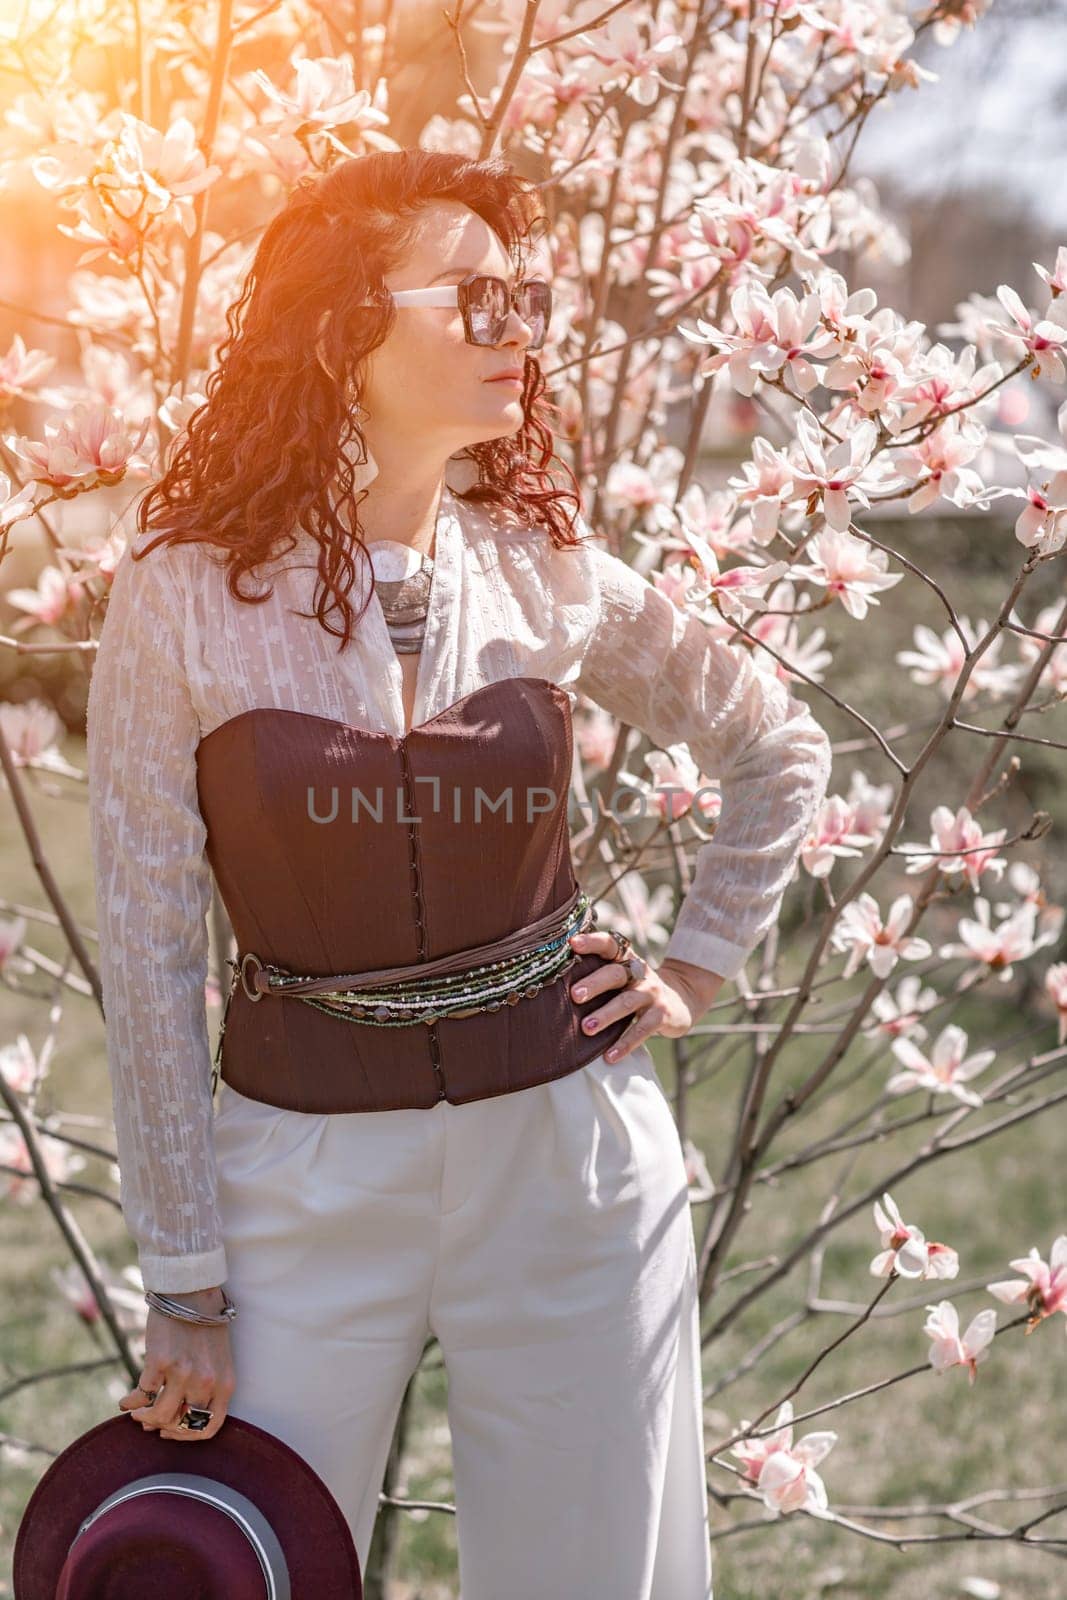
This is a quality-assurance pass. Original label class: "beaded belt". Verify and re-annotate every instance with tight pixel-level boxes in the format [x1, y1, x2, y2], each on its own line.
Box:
[212, 888, 597, 1087]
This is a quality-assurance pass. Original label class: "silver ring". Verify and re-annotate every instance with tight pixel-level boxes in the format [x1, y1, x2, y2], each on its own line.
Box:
[178, 1405, 214, 1431]
[623, 953, 647, 984]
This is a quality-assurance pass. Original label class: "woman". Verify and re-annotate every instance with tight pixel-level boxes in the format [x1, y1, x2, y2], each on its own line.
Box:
[86, 149, 832, 1598]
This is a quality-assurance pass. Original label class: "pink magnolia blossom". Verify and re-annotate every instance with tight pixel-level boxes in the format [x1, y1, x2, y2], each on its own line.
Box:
[521, 82, 613, 163]
[67, 344, 156, 420]
[99, 113, 222, 217]
[0, 470, 37, 531]
[820, 307, 925, 414]
[992, 284, 1067, 383]
[6, 83, 109, 157]
[5, 564, 85, 628]
[0, 1122, 83, 1203]
[830, 892, 932, 980]
[1034, 245, 1067, 296]
[674, 483, 751, 559]
[941, 290, 1013, 363]
[845, 770, 894, 839]
[576, 704, 633, 771]
[652, 555, 704, 611]
[158, 387, 208, 436]
[727, 436, 796, 544]
[993, 862, 1064, 946]
[640, 747, 706, 822]
[730, 1400, 837, 1517]
[747, 581, 833, 685]
[36, 112, 223, 258]
[895, 617, 1022, 702]
[1015, 599, 1067, 696]
[791, 411, 882, 532]
[895, 341, 1003, 432]
[1009, 397, 1067, 554]
[685, 281, 824, 397]
[616, 744, 720, 828]
[923, 0, 994, 47]
[646, 253, 726, 321]
[939, 897, 1043, 983]
[861, 974, 938, 1042]
[253, 56, 392, 138]
[8, 399, 152, 494]
[895, 416, 989, 513]
[1012, 475, 1067, 557]
[1043, 963, 1067, 1044]
[689, 160, 812, 285]
[241, 124, 317, 187]
[572, 13, 685, 107]
[923, 1300, 997, 1385]
[790, 525, 902, 619]
[887, 1024, 995, 1108]
[674, 528, 789, 621]
[49, 1261, 148, 1333]
[804, 269, 878, 345]
[0, 1033, 41, 1095]
[899, 804, 1007, 891]
[592, 870, 675, 952]
[800, 794, 870, 877]
[148, 238, 250, 373]
[987, 1234, 1067, 1334]
[646, 745, 723, 819]
[870, 1191, 959, 1280]
[66, 264, 145, 334]
[841, 8, 925, 80]
[72, 523, 128, 588]
[604, 446, 684, 529]
[0, 699, 65, 764]
[0, 333, 56, 401]
[1011, 414, 1067, 553]
[50, 1261, 105, 1325]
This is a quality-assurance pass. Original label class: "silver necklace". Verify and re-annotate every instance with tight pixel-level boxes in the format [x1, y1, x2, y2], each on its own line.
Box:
[367, 539, 434, 655]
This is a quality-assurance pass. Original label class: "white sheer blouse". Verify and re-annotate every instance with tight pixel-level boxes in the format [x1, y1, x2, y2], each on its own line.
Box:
[85, 483, 832, 1293]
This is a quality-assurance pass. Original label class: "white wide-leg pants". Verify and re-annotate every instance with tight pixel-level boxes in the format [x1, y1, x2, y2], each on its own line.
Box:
[214, 1042, 713, 1600]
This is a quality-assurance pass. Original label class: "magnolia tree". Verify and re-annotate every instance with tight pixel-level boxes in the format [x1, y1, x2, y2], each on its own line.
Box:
[1, 0, 1066, 1588]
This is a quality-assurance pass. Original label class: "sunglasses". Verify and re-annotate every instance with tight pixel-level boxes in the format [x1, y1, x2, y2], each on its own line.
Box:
[363, 272, 552, 350]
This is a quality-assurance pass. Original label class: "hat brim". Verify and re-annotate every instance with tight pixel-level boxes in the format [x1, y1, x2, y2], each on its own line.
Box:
[13, 1411, 362, 1600]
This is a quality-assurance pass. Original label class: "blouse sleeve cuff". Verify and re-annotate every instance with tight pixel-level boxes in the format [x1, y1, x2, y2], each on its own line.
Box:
[662, 924, 751, 983]
[139, 1244, 230, 1296]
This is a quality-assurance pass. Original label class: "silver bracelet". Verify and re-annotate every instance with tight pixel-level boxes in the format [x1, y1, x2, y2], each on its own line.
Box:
[144, 1288, 238, 1327]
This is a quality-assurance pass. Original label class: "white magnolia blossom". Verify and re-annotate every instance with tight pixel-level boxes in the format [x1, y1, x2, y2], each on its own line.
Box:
[887, 1024, 996, 1109]
[830, 892, 932, 979]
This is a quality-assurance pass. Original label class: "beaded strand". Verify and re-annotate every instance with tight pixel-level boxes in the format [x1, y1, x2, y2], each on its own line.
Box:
[273, 893, 593, 1027]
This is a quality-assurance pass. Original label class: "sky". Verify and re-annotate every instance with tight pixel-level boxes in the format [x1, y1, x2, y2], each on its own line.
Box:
[853, 2, 1067, 232]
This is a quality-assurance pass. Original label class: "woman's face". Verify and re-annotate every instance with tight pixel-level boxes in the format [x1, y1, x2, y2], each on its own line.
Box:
[357, 200, 550, 468]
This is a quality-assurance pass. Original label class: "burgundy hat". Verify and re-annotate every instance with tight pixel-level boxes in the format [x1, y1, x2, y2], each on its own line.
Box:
[13, 1411, 362, 1599]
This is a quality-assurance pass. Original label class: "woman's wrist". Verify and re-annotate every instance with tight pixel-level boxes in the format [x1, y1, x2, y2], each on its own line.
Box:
[658, 958, 725, 1019]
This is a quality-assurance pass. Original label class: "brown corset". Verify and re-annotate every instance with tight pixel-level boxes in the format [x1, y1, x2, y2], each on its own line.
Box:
[194, 675, 632, 1112]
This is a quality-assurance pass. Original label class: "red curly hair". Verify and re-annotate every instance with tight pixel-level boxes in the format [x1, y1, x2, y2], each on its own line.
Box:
[135, 149, 588, 649]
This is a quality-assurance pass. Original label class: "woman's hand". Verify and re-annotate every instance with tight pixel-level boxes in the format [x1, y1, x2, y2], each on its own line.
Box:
[118, 1286, 236, 1443]
[568, 931, 725, 1062]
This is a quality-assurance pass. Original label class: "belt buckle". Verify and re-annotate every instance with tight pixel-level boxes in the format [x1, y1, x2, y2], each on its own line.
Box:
[240, 951, 265, 1002]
